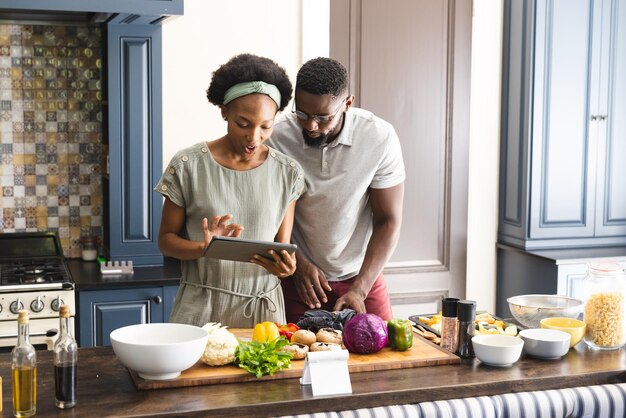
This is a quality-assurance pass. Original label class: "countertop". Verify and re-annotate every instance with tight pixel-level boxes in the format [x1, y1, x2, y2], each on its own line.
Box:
[0, 343, 624, 417]
[497, 243, 626, 264]
[67, 257, 181, 291]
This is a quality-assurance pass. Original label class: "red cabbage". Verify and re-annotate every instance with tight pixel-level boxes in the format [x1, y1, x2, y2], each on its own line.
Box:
[342, 313, 389, 354]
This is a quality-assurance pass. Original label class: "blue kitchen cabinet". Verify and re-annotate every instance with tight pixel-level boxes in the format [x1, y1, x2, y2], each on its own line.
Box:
[105, 23, 165, 266]
[78, 285, 178, 347]
[499, 0, 626, 250]
[497, 0, 626, 315]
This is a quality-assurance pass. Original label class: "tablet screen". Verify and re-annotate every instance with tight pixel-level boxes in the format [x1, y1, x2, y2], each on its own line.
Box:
[203, 236, 297, 263]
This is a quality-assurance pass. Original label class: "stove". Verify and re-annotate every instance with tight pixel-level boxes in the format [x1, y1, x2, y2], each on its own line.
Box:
[0, 232, 76, 350]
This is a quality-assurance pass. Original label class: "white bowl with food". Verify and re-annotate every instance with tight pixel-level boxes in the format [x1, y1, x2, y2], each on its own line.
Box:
[472, 334, 524, 367]
[507, 294, 584, 328]
[518, 328, 571, 359]
[110, 323, 209, 380]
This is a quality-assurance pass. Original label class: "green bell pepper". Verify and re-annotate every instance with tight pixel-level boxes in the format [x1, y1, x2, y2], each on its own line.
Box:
[387, 318, 413, 351]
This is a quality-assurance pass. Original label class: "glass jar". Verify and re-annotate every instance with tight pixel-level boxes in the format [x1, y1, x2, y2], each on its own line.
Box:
[583, 262, 626, 350]
[440, 297, 459, 352]
[80, 236, 99, 261]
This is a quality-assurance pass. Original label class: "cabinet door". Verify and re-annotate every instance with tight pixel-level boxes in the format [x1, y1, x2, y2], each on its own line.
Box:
[557, 264, 588, 301]
[595, 0, 626, 237]
[163, 285, 178, 322]
[528, 0, 597, 240]
[106, 23, 163, 266]
[331, 0, 472, 304]
[78, 287, 164, 347]
[558, 260, 626, 301]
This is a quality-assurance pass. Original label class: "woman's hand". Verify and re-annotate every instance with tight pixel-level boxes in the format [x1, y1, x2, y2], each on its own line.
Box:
[202, 214, 244, 249]
[251, 249, 296, 278]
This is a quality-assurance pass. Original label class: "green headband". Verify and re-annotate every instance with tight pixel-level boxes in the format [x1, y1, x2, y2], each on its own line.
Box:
[223, 81, 282, 107]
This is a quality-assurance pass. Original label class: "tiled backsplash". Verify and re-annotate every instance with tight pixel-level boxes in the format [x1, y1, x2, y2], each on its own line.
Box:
[0, 23, 104, 258]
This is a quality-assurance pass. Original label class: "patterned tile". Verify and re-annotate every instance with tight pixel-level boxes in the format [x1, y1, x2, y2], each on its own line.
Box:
[0, 23, 103, 257]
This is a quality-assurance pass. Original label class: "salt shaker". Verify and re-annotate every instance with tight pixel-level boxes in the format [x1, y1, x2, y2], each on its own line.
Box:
[456, 299, 476, 359]
[440, 297, 459, 352]
[80, 236, 99, 261]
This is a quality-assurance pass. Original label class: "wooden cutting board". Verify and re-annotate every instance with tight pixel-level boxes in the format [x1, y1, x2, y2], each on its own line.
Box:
[129, 328, 459, 390]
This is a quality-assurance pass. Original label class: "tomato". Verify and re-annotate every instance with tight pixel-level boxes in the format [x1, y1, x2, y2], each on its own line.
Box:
[274, 322, 299, 340]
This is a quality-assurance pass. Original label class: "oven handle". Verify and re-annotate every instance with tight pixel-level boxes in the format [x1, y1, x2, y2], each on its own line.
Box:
[0, 329, 58, 339]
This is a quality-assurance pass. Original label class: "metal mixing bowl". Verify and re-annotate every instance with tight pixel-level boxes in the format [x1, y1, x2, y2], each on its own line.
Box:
[507, 294, 584, 328]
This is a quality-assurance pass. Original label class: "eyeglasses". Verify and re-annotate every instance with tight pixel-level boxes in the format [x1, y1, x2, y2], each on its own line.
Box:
[292, 98, 347, 124]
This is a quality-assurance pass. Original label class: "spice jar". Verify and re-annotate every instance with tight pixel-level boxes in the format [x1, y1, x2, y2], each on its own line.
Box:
[440, 297, 459, 352]
[583, 262, 626, 350]
[80, 236, 99, 261]
[456, 299, 476, 359]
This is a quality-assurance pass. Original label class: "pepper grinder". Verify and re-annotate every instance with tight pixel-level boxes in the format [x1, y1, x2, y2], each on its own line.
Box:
[456, 299, 476, 359]
[440, 297, 459, 352]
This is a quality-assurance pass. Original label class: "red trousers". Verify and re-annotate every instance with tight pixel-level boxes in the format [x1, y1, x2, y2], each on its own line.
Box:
[280, 273, 393, 323]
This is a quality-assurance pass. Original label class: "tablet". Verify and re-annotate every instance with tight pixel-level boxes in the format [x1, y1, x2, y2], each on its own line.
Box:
[203, 236, 297, 263]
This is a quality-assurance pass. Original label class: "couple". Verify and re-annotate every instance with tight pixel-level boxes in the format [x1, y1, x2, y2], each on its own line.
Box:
[155, 54, 405, 328]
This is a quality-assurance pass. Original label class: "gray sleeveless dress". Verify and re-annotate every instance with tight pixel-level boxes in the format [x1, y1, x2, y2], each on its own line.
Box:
[155, 141, 306, 328]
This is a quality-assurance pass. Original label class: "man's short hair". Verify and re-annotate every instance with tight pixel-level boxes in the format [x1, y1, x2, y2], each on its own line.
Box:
[296, 57, 348, 97]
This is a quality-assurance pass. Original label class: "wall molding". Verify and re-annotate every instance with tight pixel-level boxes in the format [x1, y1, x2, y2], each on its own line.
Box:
[389, 289, 449, 308]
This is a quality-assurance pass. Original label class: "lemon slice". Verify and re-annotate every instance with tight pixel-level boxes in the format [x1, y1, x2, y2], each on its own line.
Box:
[504, 325, 518, 336]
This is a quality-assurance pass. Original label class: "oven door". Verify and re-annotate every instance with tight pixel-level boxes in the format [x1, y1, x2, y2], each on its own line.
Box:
[0, 317, 74, 352]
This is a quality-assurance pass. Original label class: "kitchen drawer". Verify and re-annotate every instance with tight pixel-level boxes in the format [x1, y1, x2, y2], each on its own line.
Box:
[77, 285, 178, 347]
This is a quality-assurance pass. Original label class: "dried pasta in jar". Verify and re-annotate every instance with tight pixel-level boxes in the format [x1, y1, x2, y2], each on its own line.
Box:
[584, 292, 625, 348]
[583, 263, 626, 350]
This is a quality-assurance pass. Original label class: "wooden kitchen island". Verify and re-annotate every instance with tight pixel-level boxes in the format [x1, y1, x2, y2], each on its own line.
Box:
[1, 343, 625, 417]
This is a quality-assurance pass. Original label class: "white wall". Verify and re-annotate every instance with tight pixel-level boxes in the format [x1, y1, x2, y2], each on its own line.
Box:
[466, 0, 504, 312]
[162, 0, 328, 165]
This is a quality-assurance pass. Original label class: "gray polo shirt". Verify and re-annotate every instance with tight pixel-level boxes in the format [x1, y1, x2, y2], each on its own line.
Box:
[268, 108, 405, 281]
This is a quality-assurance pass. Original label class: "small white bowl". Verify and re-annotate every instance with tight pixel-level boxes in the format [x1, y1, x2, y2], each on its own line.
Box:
[472, 334, 524, 367]
[518, 328, 571, 359]
[111, 323, 209, 380]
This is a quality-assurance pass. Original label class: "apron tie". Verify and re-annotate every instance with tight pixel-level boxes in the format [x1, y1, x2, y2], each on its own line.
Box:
[179, 279, 280, 318]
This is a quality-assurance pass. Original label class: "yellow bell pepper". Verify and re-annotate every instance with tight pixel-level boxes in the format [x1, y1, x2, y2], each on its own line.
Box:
[252, 321, 280, 342]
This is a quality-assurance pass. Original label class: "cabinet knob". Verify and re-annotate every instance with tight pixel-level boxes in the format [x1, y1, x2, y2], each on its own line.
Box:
[153, 296, 162, 304]
[599, 115, 608, 121]
[591, 115, 599, 121]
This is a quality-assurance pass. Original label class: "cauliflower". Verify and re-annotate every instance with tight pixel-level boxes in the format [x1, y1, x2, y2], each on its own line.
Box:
[201, 322, 239, 366]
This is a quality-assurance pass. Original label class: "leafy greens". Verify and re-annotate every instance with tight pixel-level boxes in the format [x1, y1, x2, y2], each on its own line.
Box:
[234, 335, 293, 378]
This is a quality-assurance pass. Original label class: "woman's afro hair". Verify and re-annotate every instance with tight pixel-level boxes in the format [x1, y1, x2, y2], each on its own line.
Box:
[296, 57, 348, 97]
[206, 53, 292, 111]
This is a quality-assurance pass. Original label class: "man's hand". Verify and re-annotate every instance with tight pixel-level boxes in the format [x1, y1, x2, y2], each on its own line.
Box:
[333, 288, 367, 313]
[293, 259, 332, 309]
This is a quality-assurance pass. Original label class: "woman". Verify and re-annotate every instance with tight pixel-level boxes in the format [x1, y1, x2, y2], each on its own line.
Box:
[155, 54, 305, 328]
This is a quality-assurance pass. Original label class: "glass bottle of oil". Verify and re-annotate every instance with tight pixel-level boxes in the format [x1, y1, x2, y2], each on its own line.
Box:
[53, 305, 77, 408]
[11, 310, 36, 417]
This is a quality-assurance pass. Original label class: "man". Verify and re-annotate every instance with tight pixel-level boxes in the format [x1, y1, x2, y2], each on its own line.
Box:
[269, 57, 405, 322]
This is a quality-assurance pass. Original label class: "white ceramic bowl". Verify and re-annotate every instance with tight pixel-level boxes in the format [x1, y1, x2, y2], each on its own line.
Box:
[518, 328, 571, 359]
[507, 294, 584, 328]
[110, 323, 209, 380]
[472, 334, 524, 367]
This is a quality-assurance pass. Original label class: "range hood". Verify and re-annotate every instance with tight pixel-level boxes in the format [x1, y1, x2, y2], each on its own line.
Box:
[0, 0, 183, 24]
